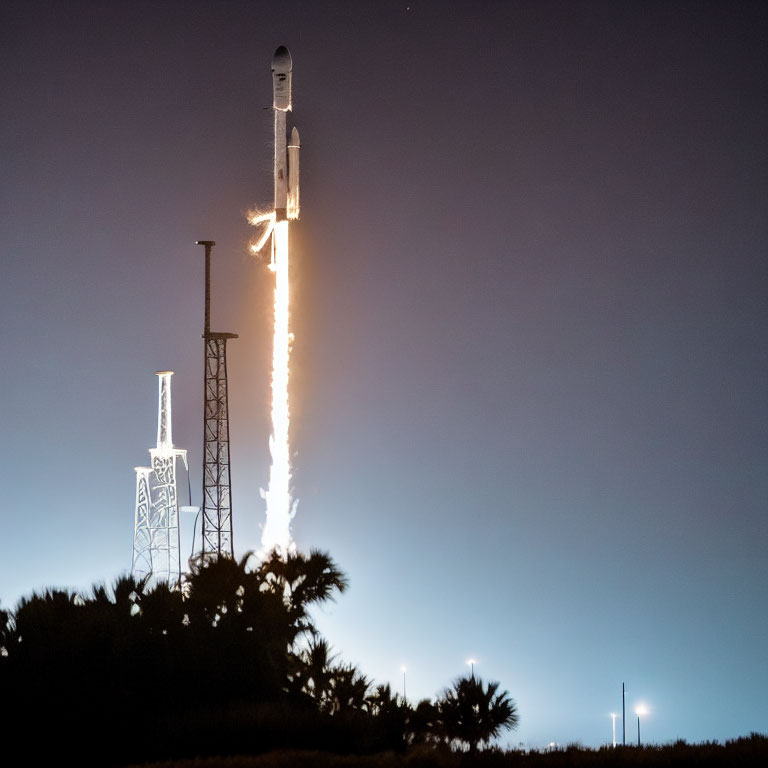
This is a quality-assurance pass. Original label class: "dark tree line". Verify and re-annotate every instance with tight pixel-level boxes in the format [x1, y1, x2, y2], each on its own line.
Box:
[0, 550, 517, 766]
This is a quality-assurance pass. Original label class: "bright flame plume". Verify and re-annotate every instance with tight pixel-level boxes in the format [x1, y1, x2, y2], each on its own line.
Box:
[250, 215, 296, 557]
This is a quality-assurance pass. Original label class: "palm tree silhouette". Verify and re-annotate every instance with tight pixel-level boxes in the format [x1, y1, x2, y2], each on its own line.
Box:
[0, 604, 10, 656]
[257, 547, 349, 644]
[437, 674, 519, 754]
[327, 662, 371, 714]
[295, 636, 337, 709]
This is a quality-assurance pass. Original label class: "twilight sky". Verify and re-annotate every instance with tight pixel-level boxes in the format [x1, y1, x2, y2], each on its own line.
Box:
[1, 0, 766, 750]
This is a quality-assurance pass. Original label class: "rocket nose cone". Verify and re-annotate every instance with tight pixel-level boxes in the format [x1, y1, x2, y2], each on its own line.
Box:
[272, 46, 292, 74]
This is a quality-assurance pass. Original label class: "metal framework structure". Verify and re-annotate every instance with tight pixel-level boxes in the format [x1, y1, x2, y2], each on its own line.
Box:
[132, 371, 188, 585]
[131, 468, 152, 577]
[197, 240, 237, 559]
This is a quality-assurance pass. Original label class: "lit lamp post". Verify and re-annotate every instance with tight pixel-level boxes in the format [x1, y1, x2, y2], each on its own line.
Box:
[611, 713, 617, 748]
[635, 705, 647, 747]
[466, 658, 477, 678]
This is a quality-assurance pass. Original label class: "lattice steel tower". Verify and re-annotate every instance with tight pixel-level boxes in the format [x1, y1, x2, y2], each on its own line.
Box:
[132, 371, 188, 585]
[197, 240, 237, 558]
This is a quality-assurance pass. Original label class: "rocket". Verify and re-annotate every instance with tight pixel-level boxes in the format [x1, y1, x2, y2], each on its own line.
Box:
[261, 46, 299, 557]
[272, 46, 300, 222]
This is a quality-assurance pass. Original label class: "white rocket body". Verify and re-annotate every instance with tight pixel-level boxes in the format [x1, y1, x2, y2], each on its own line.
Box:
[272, 46, 299, 222]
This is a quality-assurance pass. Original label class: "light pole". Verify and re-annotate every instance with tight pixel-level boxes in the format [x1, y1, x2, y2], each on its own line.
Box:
[466, 658, 477, 678]
[635, 705, 647, 747]
[611, 713, 617, 748]
[401, 666, 407, 705]
[622, 683, 626, 746]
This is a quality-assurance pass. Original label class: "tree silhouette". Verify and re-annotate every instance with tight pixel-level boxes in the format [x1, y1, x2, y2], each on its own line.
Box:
[327, 662, 372, 714]
[0, 552, 528, 764]
[437, 674, 519, 754]
[293, 636, 337, 709]
[0, 603, 11, 655]
[0, 549, 354, 764]
[368, 683, 412, 752]
[257, 548, 349, 644]
[409, 697, 441, 747]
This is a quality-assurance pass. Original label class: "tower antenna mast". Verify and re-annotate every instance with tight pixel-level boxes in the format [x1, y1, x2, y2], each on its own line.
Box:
[196, 240, 237, 560]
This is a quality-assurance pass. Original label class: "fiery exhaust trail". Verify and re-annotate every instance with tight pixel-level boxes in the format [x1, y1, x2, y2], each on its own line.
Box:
[261, 220, 295, 556]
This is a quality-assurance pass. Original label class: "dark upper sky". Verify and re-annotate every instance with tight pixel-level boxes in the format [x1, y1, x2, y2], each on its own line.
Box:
[1, 0, 766, 748]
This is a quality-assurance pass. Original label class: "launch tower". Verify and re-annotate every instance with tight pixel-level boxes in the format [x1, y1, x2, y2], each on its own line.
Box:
[197, 240, 237, 559]
[132, 371, 188, 585]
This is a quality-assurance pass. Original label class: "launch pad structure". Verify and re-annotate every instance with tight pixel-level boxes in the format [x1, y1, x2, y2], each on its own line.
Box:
[197, 240, 237, 559]
[132, 46, 300, 575]
[132, 371, 188, 586]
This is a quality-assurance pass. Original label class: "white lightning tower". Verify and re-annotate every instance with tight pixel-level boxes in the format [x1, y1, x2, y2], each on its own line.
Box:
[250, 46, 301, 558]
[132, 371, 188, 585]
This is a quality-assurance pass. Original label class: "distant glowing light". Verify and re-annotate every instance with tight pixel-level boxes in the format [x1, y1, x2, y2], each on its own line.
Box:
[635, 704, 649, 747]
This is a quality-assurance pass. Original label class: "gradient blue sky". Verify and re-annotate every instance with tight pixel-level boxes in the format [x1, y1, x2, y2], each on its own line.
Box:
[1, 0, 766, 750]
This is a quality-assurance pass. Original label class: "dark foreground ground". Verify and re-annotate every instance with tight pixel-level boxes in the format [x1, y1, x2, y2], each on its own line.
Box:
[129, 734, 768, 768]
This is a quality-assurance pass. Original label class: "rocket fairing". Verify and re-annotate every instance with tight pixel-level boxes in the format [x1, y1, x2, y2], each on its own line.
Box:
[271, 46, 292, 111]
[272, 46, 300, 221]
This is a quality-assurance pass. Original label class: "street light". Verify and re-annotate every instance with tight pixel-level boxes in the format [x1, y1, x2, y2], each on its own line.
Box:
[466, 658, 477, 678]
[401, 666, 407, 705]
[611, 713, 617, 748]
[635, 705, 648, 747]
